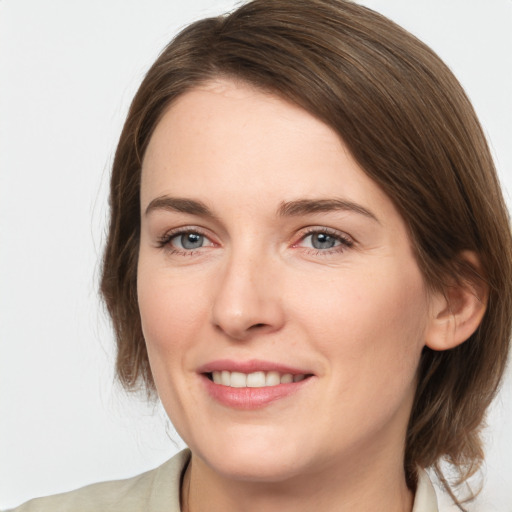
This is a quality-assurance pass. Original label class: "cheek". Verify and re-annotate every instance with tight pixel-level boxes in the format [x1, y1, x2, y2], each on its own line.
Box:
[136, 262, 210, 424]
[293, 262, 429, 384]
[137, 262, 206, 362]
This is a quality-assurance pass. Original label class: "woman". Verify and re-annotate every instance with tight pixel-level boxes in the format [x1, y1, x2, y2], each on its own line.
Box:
[7, 0, 512, 511]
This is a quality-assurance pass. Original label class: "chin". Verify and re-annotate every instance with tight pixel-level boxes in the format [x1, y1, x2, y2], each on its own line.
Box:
[190, 428, 313, 483]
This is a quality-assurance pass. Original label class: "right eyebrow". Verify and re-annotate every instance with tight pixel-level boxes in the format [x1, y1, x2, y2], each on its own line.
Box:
[144, 196, 217, 219]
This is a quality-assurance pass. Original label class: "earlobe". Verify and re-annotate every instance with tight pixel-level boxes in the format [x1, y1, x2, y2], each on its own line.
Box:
[425, 252, 488, 351]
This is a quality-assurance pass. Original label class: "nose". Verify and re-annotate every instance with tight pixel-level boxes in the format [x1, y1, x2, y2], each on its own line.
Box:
[211, 250, 285, 341]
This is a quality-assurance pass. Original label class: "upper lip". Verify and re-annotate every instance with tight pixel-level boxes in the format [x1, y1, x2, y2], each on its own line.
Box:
[197, 359, 312, 375]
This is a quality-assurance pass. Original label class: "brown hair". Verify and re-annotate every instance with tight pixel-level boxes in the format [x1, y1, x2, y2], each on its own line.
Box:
[100, 0, 512, 506]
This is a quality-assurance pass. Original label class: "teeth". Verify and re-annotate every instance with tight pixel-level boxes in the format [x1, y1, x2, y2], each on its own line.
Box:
[247, 371, 266, 387]
[210, 370, 307, 388]
[280, 373, 293, 384]
[230, 371, 247, 388]
[266, 371, 280, 386]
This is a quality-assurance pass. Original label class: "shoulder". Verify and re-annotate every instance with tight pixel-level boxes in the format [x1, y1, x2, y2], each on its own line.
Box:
[7, 449, 190, 512]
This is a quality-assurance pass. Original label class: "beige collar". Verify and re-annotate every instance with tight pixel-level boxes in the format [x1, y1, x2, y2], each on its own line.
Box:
[412, 469, 439, 512]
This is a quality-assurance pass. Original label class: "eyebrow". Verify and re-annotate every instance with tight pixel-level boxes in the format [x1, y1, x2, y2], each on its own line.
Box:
[145, 196, 379, 223]
[145, 196, 216, 218]
[277, 198, 379, 223]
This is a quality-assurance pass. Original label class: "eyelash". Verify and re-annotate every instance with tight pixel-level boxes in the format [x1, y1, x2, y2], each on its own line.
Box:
[156, 226, 354, 256]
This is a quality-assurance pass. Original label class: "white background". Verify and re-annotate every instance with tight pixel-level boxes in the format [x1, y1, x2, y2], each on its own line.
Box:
[0, 0, 511, 510]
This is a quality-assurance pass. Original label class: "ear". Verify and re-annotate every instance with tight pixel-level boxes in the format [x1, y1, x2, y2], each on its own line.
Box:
[425, 252, 488, 351]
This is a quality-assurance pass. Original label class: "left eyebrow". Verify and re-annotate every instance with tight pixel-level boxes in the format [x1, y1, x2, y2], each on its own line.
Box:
[277, 198, 380, 223]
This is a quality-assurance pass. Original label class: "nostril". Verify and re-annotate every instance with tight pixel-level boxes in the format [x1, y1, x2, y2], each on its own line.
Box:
[250, 323, 267, 330]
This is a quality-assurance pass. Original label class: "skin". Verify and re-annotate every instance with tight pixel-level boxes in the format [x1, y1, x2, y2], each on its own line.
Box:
[137, 79, 480, 511]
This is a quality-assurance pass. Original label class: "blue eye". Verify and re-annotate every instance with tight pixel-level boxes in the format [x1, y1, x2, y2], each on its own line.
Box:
[297, 229, 353, 252]
[172, 232, 206, 250]
[307, 232, 340, 250]
[157, 227, 217, 255]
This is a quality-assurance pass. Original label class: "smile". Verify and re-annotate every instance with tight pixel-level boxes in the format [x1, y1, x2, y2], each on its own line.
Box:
[208, 370, 307, 388]
[198, 360, 315, 408]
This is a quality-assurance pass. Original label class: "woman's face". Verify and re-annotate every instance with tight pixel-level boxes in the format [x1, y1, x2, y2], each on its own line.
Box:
[138, 79, 434, 482]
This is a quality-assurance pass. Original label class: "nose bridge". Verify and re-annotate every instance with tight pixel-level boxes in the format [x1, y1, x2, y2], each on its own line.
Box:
[211, 239, 284, 340]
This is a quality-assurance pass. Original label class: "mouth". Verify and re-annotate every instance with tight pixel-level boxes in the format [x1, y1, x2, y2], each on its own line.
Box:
[198, 361, 315, 409]
[204, 370, 312, 388]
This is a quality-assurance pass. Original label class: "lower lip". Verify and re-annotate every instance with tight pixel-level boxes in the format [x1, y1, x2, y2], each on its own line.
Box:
[201, 374, 312, 409]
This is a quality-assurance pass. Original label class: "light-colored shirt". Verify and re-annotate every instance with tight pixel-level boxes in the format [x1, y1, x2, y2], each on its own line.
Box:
[8, 449, 438, 511]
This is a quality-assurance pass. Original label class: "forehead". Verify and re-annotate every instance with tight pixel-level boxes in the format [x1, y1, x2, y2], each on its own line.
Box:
[142, 78, 347, 177]
[140, 78, 396, 222]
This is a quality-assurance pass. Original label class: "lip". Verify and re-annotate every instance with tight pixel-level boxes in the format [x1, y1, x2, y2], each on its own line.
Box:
[197, 358, 310, 375]
[198, 359, 314, 410]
